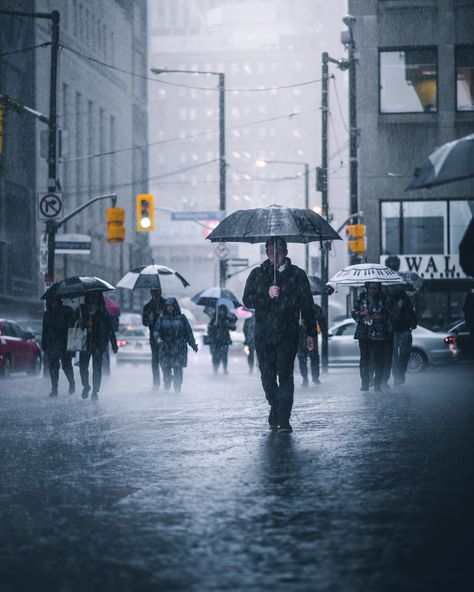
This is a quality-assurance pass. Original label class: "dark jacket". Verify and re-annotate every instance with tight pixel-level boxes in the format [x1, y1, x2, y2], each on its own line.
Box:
[243, 316, 256, 348]
[208, 311, 237, 348]
[42, 302, 75, 353]
[77, 304, 117, 353]
[243, 257, 316, 345]
[142, 296, 166, 337]
[298, 303, 325, 352]
[352, 291, 389, 341]
[388, 289, 417, 332]
[153, 297, 197, 368]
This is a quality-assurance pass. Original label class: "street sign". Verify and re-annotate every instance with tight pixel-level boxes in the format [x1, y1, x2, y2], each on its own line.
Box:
[55, 233, 91, 255]
[39, 232, 48, 273]
[215, 244, 229, 260]
[227, 258, 249, 267]
[171, 210, 226, 221]
[38, 192, 63, 221]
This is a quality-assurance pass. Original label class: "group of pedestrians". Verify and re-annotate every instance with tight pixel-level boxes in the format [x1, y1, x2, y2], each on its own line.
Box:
[352, 282, 417, 392]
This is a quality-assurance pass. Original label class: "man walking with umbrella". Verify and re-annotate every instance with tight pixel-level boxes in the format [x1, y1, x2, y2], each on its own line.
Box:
[243, 237, 315, 433]
[142, 288, 166, 388]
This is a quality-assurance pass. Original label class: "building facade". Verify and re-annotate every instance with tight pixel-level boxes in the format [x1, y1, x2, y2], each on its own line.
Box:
[350, 0, 474, 328]
[0, 0, 151, 316]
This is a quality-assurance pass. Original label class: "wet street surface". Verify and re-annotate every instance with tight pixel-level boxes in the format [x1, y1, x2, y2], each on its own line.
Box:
[1, 353, 473, 592]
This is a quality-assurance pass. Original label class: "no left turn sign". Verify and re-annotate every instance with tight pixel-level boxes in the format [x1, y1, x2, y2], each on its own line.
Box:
[38, 192, 63, 221]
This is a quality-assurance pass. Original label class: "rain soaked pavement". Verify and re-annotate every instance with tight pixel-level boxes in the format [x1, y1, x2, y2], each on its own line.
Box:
[0, 352, 473, 592]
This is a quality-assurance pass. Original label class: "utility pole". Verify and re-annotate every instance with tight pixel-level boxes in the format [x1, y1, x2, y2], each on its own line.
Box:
[218, 73, 227, 288]
[304, 162, 309, 275]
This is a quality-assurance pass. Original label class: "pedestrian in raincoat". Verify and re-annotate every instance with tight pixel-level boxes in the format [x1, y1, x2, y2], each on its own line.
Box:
[243, 315, 256, 373]
[352, 282, 390, 392]
[142, 288, 166, 388]
[207, 304, 237, 374]
[243, 237, 315, 433]
[76, 292, 118, 400]
[386, 287, 417, 386]
[297, 302, 325, 386]
[41, 295, 75, 397]
[153, 297, 198, 392]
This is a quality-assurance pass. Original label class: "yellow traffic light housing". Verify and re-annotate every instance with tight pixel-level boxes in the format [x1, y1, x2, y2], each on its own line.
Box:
[137, 194, 154, 232]
[346, 223, 366, 255]
[107, 207, 125, 243]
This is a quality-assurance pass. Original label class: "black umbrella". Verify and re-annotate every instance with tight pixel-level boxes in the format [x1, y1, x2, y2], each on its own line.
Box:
[459, 217, 474, 277]
[41, 276, 115, 299]
[406, 133, 474, 190]
[308, 276, 335, 296]
[206, 204, 342, 244]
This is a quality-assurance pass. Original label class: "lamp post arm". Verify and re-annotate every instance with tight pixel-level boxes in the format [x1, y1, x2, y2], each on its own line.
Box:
[336, 211, 364, 234]
[51, 193, 118, 231]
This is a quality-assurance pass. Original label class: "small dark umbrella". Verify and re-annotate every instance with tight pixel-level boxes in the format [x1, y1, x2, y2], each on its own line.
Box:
[308, 276, 335, 296]
[459, 217, 474, 277]
[406, 133, 474, 190]
[41, 276, 115, 299]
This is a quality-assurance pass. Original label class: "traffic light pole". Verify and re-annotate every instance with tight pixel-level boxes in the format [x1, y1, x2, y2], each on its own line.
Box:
[218, 73, 227, 288]
[320, 53, 330, 372]
[46, 193, 117, 282]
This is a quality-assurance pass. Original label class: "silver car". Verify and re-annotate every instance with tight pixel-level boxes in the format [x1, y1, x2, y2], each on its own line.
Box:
[328, 318, 455, 372]
[116, 326, 151, 364]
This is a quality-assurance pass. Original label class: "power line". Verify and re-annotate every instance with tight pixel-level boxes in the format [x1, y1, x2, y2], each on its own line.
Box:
[0, 42, 51, 58]
[60, 43, 323, 93]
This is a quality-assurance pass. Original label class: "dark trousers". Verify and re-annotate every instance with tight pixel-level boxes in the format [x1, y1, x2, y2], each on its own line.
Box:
[382, 333, 394, 385]
[48, 350, 74, 392]
[297, 340, 320, 382]
[247, 346, 255, 372]
[162, 365, 183, 392]
[79, 350, 104, 393]
[256, 335, 299, 424]
[212, 344, 229, 372]
[151, 342, 161, 385]
[359, 339, 385, 390]
[392, 331, 412, 383]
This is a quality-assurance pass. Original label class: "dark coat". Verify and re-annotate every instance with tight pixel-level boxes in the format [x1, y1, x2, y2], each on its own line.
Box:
[77, 304, 117, 353]
[153, 297, 197, 368]
[243, 257, 316, 345]
[208, 312, 237, 348]
[387, 289, 417, 332]
[243, 316, 256, 348]
[42, 302, 75, 353]
[142, 296, 166, 336]
[352, 291, 389, 341]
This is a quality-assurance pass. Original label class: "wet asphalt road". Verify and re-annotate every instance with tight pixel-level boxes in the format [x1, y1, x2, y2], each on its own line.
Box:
[0, 352, 473, 592]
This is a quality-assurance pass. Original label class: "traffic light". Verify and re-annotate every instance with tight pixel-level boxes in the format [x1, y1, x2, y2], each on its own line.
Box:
[107, 207, 125, 243]
[346, 223, 366, 255]
[136, 194, 154, 232]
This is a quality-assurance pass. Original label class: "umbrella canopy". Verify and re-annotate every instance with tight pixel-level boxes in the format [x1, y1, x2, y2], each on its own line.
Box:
[459, 217, 474, 277]
[406, 133, 474, 190]
[329, 264, 405, 287]
[103, 294, 121, 317]
[398, 271, 424, 293]
[191, 287, 242, 309]
[207, 204, 342, 244]
[41, 276, 115, 299]
[116, 264, 190, 290]
[308, 276, 335, 296]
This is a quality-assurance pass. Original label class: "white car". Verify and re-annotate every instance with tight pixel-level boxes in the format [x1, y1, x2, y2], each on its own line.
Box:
[115, 326, 151, 364]
[327, 318, 455, 372]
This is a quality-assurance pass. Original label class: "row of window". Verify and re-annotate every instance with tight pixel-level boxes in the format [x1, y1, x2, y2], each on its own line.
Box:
[381, 200, 474, 255]
[380, 45, 474, 113]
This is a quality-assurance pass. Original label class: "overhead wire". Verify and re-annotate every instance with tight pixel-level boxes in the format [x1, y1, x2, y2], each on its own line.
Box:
[0, 42, 51, 58]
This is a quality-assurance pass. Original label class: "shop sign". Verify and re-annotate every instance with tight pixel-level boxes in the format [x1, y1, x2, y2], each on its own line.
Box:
[379, 254, 468, 279]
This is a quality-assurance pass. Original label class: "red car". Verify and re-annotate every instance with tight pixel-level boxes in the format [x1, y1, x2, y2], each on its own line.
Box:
[0, 319, 42, 377]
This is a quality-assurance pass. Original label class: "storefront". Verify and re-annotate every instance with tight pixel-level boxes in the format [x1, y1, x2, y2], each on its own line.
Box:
[380, 198, 474, 330]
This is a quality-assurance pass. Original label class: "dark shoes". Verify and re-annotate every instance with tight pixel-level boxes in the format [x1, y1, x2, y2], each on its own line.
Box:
[374, 386, 382, 393]
[68, 382, 75, 395]
[49, 390, 58, 398]
[91, 391, 99, 400]
[268, 408, 279, 430]
[81, 386, 90, 399]
[360, 385, 369, 391]
[312, 377, 321, 385]
[278, 423, 293, 434]
[301, 379, 309, 387]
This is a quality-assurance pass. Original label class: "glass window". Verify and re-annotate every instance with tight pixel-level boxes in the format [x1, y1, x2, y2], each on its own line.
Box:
[456, 45, 474, 111]
[402, 201, 446, 254]
[449, 200, 474, 254]
[381, 201, 401, 255]
[380, 48, 437, 113]
[338, 323, 356, 336]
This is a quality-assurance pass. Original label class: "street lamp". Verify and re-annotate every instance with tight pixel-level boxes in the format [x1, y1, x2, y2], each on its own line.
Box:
[150, 67, 227, 287]
[255, 159, 310, 274]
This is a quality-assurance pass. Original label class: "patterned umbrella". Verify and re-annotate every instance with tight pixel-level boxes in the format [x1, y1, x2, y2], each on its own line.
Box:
[116, 264, 190, 290]
[329, 264, 404, 287]
[398, 271, 423, 293]
[191, 287, 242, 309]
[406, 133, 474, 190]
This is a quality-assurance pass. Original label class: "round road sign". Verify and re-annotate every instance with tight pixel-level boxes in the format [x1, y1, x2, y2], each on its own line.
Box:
[39, 193, 63, 220]
[215, 244, 229, 260]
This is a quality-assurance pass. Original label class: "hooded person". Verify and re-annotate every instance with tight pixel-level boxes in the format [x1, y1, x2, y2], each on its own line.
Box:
[142, 288, 166, 388]
[243, 236, 316, 433]
[207, 303, 237, 374]
[41, 295, 75, 397]
[153, 297, 198, 393]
